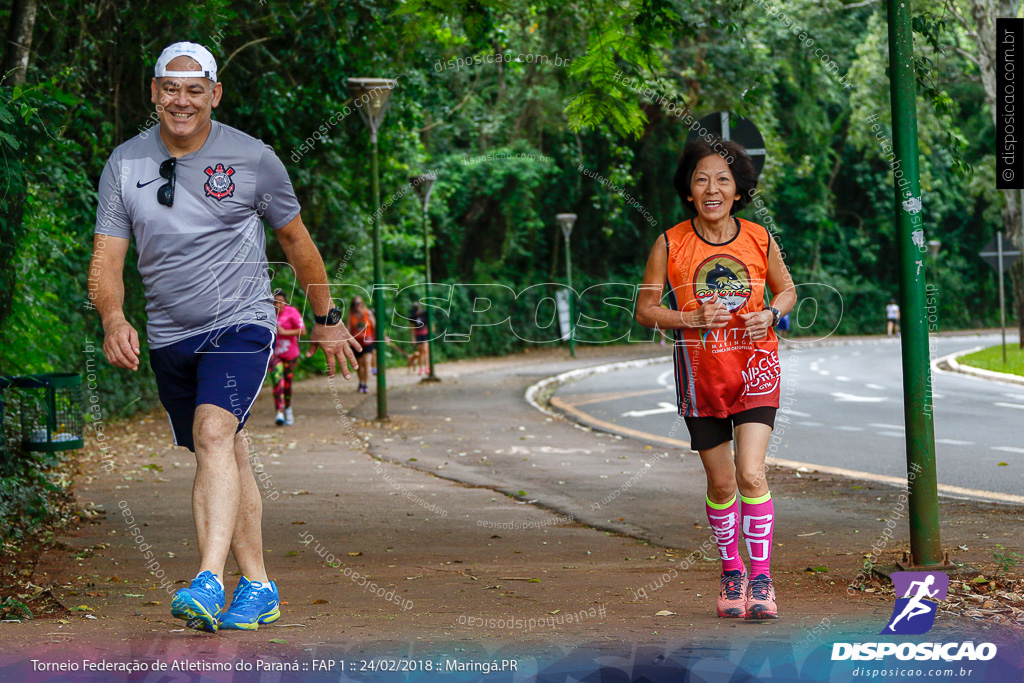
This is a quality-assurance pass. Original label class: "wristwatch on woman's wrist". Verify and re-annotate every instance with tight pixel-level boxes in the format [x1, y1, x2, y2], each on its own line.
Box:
[768, 307, 781, 327]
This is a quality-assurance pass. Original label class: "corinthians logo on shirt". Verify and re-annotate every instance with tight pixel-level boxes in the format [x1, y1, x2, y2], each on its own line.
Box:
[693, 255, 752, 312]
[204, 163, 236, 200]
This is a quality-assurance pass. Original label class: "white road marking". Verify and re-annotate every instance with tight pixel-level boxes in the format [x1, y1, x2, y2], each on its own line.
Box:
[1002, 393, 1024, 401]
[866, 383, 886, 390]
[798, 421, 824, 427]
[832, 393, 887, 403]
[992, 446, 1024, 454]
[835, 376, 851, 382]
[878, 431, 905, 438]
[869, 423, 905, 430]
[994, 402, 1024, 411]
[835, 426, 864, 431]
[622, 402, 678, 417]
[656, 370, 675, 388]
[818, 370, 831, 375]
[936, 439, 973, 446]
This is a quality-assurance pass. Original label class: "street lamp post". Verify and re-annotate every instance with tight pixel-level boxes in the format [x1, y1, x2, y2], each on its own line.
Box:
[556, 213, 577, 357]
[410, 172, 439, 382]
[348, 77, 397, 421]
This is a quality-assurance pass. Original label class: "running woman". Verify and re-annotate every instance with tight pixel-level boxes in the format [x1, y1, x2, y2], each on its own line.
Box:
[270, 291, 305, 426]
[636, 138, 797, 620]
[88, 42, 360, 632]
[348, 296, 376, 393]
[409, 302, 430, 375]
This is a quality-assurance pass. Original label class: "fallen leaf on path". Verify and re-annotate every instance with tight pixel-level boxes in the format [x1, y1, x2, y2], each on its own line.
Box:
[797, 531, 823, 537]
[291, 521, 306, 525]
[69, 605, 93, 612]
[655, 610, 676, 616]
[348, 552, 362, 556]
[268, 639, 287, 643]
[806, 566, 829, 573]
[312, 599, 329, 605]
[84, 615, 98, 620]
[142, 601, 162, 606]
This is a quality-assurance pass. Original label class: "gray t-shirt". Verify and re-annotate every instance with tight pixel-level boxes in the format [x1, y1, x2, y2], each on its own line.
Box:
[95, 120, 301, 348]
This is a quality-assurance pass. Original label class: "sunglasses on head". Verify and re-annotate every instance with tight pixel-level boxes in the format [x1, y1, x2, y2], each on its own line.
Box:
[157, 157, 176, 207]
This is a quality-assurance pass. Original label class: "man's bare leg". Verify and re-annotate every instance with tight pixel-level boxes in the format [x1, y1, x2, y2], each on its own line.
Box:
[229, 430, 270, 583]
[192, 404, 241, 582]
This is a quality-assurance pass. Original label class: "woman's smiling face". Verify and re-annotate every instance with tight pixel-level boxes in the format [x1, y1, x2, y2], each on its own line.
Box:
[689, 154, 740, 222]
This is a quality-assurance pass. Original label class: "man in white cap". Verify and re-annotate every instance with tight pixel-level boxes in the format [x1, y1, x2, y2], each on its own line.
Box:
[88, 42, 361, 632]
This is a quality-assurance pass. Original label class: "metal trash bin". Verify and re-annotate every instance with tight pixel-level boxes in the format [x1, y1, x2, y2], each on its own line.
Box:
[13, 373, 84, 452]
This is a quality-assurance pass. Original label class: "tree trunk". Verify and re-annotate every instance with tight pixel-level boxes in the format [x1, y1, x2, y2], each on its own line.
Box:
[967, 0, 1024, 344]
[2, 0, 39, 86]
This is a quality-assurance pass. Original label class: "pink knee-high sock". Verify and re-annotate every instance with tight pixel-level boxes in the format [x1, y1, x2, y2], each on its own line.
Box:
[706, 495, 745, 574]
[741, 492, 775, 578]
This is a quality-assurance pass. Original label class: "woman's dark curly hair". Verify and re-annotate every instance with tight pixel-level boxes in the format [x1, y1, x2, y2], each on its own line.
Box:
[673, 138, 758, 216]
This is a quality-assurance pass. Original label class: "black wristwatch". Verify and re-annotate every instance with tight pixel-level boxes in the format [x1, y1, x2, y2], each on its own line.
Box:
[768, 306, 782, 327]
[314, 307, 343, 326]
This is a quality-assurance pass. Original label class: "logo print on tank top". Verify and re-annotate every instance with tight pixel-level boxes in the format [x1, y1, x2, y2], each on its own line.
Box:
[692, 255, 752, 312]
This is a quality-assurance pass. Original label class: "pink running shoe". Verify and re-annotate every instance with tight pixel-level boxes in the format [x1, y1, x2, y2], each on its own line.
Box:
[745, 574, 778, 619]
[717, 571, 747, 618]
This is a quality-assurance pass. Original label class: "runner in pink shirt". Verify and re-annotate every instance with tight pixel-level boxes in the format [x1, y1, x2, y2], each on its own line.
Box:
[270, 292, 305, 425]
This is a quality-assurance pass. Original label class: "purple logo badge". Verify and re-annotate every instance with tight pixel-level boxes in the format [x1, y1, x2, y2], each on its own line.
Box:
[882, 571, 949, 635]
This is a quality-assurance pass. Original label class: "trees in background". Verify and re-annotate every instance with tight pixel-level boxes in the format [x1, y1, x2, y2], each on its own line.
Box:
[0, 0, 1008, 416]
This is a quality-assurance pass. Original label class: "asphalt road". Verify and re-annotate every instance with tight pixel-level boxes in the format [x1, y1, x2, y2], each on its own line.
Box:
[550, 334, 1024, 502]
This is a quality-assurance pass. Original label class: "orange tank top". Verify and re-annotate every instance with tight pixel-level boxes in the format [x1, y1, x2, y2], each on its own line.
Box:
[664, 217, 780, 418]
[349, 309, 375, 344]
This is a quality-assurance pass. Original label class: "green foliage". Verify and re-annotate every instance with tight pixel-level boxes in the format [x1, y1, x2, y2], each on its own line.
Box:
[0, 595, 33, 620]
[992, 544, 1021, 576]
[0, 0, 1008, 419]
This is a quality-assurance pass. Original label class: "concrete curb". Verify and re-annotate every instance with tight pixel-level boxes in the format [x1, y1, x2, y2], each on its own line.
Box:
[527, 342, 1024, 506]
[934, 347, 1024, 387]
[524, 355, 671, 417]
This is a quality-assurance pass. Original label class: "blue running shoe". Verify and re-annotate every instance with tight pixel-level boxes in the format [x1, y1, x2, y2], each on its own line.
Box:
[171, 570, 225, 633]
[219, 576, 281, 630]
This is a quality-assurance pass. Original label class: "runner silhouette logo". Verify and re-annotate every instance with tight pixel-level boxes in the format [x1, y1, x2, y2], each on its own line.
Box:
[882, 571, 948, 635]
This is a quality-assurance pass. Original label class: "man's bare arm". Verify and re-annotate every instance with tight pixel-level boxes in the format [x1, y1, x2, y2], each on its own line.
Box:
[88, 234, 141, 370]
[276, 214, 360, 378]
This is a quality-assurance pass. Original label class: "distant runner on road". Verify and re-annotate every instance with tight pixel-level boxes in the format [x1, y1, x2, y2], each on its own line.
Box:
[349, 295, 376, 393]
[88, 41, 360, 633]
[886, 298, 900, 337]
[270, 291, 306, 426]
[636, 137, 797, 620]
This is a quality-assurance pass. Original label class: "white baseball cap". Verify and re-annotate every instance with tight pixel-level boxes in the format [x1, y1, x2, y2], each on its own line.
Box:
[154, 42, 218, 82]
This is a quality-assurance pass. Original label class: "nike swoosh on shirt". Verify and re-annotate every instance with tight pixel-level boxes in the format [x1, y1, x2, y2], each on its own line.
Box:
[136, 177, 161, 188]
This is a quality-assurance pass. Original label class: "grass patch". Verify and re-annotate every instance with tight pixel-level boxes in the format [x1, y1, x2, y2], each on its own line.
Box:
[958, 344, 1024, 377]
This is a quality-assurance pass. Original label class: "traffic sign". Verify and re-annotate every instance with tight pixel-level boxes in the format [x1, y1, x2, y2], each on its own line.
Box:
[979, 233, 1022, 273]
[978, 232, 1021, 364]
[686, 111, 766, 175]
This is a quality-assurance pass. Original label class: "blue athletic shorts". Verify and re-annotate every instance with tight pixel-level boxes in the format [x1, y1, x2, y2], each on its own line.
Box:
[149, 325, 275, 452]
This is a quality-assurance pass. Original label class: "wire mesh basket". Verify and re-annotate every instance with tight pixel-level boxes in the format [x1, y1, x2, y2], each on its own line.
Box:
[14, 373, 84, 452]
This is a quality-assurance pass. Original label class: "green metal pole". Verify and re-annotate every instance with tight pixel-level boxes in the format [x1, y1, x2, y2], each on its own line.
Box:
[565, 234, 575, 357]
[423, 207, 438, 380]
[371, 138, 388, 420]
[887, 0, 941, 566]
